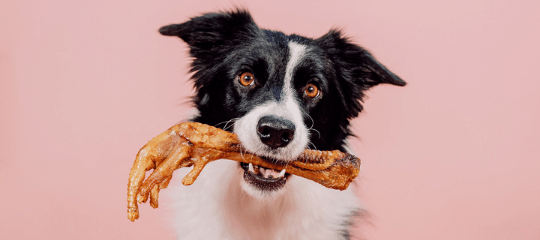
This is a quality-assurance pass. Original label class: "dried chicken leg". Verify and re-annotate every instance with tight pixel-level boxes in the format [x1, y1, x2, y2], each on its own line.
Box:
[127, 122, 360, 221]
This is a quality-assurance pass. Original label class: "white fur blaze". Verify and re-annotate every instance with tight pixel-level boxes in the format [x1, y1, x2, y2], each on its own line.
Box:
[233, 41, 309, 162]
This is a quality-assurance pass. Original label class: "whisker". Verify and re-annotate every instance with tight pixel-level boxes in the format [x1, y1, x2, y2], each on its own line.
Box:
[306, 114, 315, 130]
[305, 116, 321, 140]
[223, 118, 240, 131]
[307, 141, 317, 150]
[309, 128, 321, 140]
[213, 118, 240, 131]
[240, 146, 247, 160]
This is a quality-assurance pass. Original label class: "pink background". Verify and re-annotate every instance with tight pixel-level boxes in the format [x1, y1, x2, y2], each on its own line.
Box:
[1, 0, 539, 239]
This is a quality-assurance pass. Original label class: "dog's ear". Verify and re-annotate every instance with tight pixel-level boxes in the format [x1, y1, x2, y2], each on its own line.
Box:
[316, 29, 406, 88]
[159, 10, 258, 58]
[316, 29, 405, 118]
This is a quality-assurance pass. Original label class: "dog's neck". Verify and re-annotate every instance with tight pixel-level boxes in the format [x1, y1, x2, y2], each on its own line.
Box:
[220, 172, 300, 239]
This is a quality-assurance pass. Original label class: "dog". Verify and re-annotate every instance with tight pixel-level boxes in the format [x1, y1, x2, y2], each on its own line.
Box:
[158, 9, 405, 240]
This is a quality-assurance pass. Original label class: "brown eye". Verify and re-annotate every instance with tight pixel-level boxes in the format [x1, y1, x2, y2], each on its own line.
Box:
[304, 83, 319, 98]
[238, 72, 255, 86]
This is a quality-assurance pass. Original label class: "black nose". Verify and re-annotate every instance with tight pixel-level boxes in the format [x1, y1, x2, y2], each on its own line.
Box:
[257, 116, 295, 149]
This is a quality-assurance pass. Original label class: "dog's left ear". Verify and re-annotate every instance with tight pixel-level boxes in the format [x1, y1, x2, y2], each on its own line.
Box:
[316, 29, 406, 89]
[316, 29, 405, 118]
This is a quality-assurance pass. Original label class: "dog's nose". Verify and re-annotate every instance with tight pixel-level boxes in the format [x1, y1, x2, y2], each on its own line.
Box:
[257, 116, 295, 149]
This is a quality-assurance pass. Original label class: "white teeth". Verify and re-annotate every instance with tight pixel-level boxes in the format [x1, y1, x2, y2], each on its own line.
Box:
[278, 169, 286, 178]
[246, 163, 286, 179]
[249, 163, 255, 173]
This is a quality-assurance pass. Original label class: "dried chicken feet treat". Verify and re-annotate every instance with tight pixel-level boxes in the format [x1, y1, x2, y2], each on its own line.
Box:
[127, 122, 360, 221]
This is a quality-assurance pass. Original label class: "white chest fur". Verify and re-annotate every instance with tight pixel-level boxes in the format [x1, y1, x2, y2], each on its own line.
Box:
[165, 160, 361, 240]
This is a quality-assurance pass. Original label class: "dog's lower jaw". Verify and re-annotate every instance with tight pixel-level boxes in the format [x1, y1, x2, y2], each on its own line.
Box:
[240, 172, 287, 201]
[239, 162, 292, 200]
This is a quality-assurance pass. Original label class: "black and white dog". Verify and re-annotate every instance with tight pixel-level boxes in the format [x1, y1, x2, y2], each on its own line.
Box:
[159, 9, 405, 240]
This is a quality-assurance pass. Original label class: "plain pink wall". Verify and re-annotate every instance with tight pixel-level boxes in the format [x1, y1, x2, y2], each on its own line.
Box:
[1, 0, 539, 239]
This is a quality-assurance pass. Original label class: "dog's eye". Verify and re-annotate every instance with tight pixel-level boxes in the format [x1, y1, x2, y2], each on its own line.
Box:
[304, 83, 319, 98]
[238, 72, 255, 86]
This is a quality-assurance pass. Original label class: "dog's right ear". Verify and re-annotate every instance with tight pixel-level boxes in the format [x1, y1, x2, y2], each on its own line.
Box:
[159, 10, 258, 58]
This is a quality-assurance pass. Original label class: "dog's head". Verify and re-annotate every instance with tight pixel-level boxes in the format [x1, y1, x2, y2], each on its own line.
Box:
[160, 10, 405, 198]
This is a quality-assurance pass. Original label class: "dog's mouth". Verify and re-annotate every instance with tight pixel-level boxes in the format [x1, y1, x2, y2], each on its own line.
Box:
[239, 161, 291, 192]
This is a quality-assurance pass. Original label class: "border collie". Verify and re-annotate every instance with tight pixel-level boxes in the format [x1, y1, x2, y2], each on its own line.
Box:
[159, 9, 405, 240]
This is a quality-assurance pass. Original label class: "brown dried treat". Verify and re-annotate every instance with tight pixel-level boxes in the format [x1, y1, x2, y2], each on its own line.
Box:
[127, 122, 360, 222]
